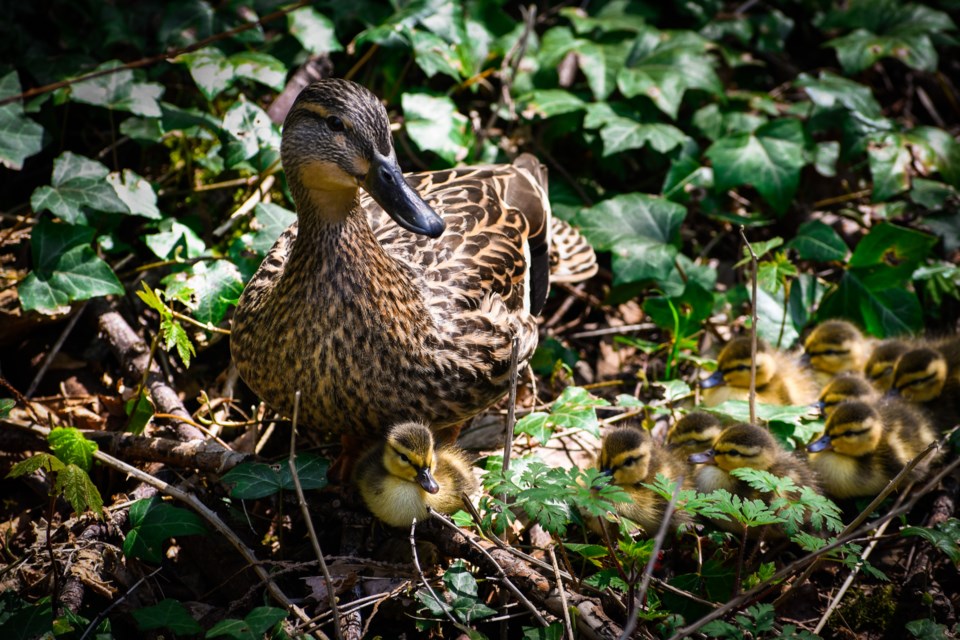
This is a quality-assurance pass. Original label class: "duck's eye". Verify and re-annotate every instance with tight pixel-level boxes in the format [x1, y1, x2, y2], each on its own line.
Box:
[398, 452, 411, 464]
[326, 115, 346, 132]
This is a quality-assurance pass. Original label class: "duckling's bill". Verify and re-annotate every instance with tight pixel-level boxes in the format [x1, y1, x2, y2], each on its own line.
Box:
[807, 434, 832, 452]
[688, 449, 717, 464]
[417, 466, 440, 494]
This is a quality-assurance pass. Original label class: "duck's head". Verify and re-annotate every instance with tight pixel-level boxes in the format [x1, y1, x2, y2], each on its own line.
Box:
[597, 427, 652, 487]
[807, 400, 882, 457]
[382, 422, 440, 494]
[890, 348, 948, 403]
[864, 340, 909, 393]
[701, 337, 777, 390]
[666, 411, 723, 455]
[802, 320, 866, 376]
[688, 423, 778, 472]
[816, 373, 874, 418]
[282, 78, 445, 237]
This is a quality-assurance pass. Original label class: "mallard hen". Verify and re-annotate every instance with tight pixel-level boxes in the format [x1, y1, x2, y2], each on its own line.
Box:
[231, 79, 597, 443]
[354, 421, 478, 527]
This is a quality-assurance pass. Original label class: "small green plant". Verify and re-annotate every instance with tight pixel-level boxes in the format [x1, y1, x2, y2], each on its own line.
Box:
[415, 559, 497, 633]
[701, 603, 821, 639]
[123, 497, 207, 563]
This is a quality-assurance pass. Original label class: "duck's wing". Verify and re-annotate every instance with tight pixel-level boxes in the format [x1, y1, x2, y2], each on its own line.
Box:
[361, 157, 551, 315]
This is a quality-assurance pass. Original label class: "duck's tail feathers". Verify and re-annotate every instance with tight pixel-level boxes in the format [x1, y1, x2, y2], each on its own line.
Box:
[549, 218, 598, 283]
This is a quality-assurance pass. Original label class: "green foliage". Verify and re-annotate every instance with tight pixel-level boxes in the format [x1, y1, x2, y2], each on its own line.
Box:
[221, 453, 329, 500]
[0, 593, 53, 640]
[901, 518, 960, 565]
[206, 606, 288, 640]
[702, 603, 821, 639]
[906, 618, 956, 640]
[123, 497, 207, 563]
[514, 386, 609, 444]
[416, 560, 497, 630]
[137, 282, 197, 367]
[131, 599, 202, 635]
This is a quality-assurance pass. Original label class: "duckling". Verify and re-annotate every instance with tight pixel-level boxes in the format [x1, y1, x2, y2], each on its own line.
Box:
[806, 399, 937, 500]
[863, 339, 910, 393]
[890, 346, 960, 432]
[802, 319, 871, 386]
[592, 426, 692, 535]
[689, 423, 820, 534]
[700, 337, 818, 407]
[354, 422, 478, 528]
[816, 373, 878, 419]
[665, 411, 724, 461]
[231, 78, 597, 447]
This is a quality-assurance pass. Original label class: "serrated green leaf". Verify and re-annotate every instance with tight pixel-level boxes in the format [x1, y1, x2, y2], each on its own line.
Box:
[0, 71, 46, 170]
[160, 317, 195, 368]
[70, 61, 163, 116]
[19, 219, 123, 315]
[706, 118, 807, 215]
[7, 452, 65, 478]
[0, 398, 15, 418]
[163, 260, 243, 326]
[48, 427, 97, 471]
[106, 169, 161, 219]
[136, 282, 166, 314]
[251, 202, 296, 255]
[787, 221, 848, 262]
[124, 497, 206, 562]
[288, 7, 342, 55]
[131, 599, 202, 634]
[402, 92, 472, 165]
[54, 464, 104, 517]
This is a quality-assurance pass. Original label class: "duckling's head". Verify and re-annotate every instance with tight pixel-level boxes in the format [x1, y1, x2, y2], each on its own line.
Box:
[807, 400, 882, 457]
[666, 411, 723, 455]
[802, 320, 866, 376]
[381, 422, 440, 494]
[282, 79, 444, 237]
[864, 340, 910, 392]
[891, 347, 948, 403]
[597, 427, 652, 486]
[701, 337, 777, 390]
[816, 373, 874, 418]
[688, 423, 778, 472]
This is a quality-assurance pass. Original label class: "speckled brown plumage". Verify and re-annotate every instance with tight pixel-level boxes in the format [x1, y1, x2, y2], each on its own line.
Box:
[230, 79, 596, 443]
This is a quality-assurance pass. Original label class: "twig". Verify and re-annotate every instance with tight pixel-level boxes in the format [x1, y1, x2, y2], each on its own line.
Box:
[549, 547, 574, 640]
[410, 518, 459, 626]
[429, 508, 549, 627]
[503, 336, 520, 475]
[0, 2, 311, 107]
[738, 226, 758, 425]
[568, 323, 657, 340]
[79, 567, 162, 640]
[288, 391, 343, 640]
[25, 301, 88, 398]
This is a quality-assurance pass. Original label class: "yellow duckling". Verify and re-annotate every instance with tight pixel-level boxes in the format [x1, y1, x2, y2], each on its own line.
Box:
[689, 423, 820, 534]
[354, 422, 478, 528]
[665, 411, 724, 461]
[806, 399, 937, 500]
[802, 319, 871, 385]
[863, 339, 910, 393]
[592, 426, 692, 535]
[700, 337, 818, 407]
[890, 346, 960, 432]
[816, 373, 878, 419]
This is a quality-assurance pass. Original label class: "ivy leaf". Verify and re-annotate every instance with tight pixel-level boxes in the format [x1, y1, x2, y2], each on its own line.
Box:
[574, 193, 685, 250]
[54, 464, 104, 517]
[817, 271, 923, 337]
[163, 260, 243, 326]
[250, 202, 296, 255]
[786, 221, 847, 262]
[124, 497, 207, 563]
[901, 519, 960, 565]
[597, 116, 687, 156]
[848, 222, 937, 288]
[144, 219, 207, 260]
[125, 389, 155, 436]
[288, 7, 342, 55]
[175, 47, 234, 101]
[48, 427, 97, 471]
[131, 599, 202, 635]
[868, 132, 914, 201]
[644, 282, 714, 339]
[229, 52, 287, 92]
[222, 100, 279, 166]
[222, 453, 329, 499]
[0, 71, 45, 170]
[402, 92, 472, 165]
[243, 607, 289, 636]
[706, 118, 807, 215]
[796, 72, 883, 120]
[31, 152, 127, 225]
[106, 169, 162, 219]
[70, 60, 163, 116]
[520, 89, 587, 119]
[617, 29, 722, 118]
[19, 218, 123, 315]
[0, 398, 14, 418]
[409, 29, 463, 80]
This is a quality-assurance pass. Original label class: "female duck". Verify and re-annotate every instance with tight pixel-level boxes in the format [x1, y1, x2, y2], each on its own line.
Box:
[806, 399, 937, 499]
[231, 79, 596, 443]
[700, 337, 817, 407]
[592, 426, 692, 535]
[354, 422, 478, 527]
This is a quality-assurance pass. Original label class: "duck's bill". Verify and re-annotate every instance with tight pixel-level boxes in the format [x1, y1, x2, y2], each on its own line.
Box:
[366, 152, 445, 238]
[416, 467, 440, 494]
[688, 449, 716, 465]
[699, 370, 725, 389]
[807, 434, 833, 453]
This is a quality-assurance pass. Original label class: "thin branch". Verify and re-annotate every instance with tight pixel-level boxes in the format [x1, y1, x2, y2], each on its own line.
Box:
[503, 335, 520, 476]
[549, 547, 574, 640]
[738, 226, 759, 425]
[410, 518, 459, 626]
[288, 391, 343, 640]
[79, 567, 163, 640]
[26, 301, 88, 398]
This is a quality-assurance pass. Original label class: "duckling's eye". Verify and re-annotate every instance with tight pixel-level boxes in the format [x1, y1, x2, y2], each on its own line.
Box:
[721, 448, 744, 457]
[398, 452, 411, 464]
[725, 365, 751, 374]
[326, 115, 346, 132]
[811, 349, 848, 357]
